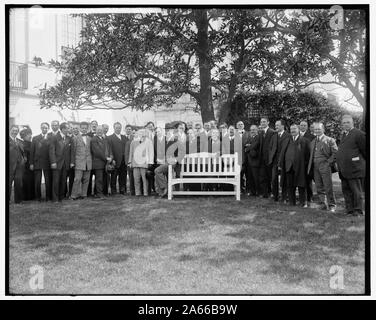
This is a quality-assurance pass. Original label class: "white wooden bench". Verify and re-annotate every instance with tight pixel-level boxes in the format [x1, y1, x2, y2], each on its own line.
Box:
[168, 152, 241, 200]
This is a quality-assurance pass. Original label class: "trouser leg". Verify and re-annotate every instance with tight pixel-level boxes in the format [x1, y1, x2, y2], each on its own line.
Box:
[58, 166, 68, 201]
[133, 167, 142, 196]
[44, 168, 52, 200]
[71, 169, 83, 199]
[34, 169, 42, 200]
[51, 169, 60, 202]
[298, 187, 306, 205]
[119, 162, 127, 194]
[127, 166, 135, 195]
[271, 164, 279, 200]
[95, 169, 104, 196]
[313, 163, 326, 207]
[81, 170, 91, 198]
[319, 162, 335, 208]
[140, 168, 148, 195]
[155, 164, 168, 194]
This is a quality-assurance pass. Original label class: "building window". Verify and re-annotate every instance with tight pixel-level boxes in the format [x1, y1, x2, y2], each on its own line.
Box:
[61, 15, 82, 49]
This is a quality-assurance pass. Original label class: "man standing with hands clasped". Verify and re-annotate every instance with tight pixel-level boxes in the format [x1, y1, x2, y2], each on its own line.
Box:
[335, 115, 366, 216]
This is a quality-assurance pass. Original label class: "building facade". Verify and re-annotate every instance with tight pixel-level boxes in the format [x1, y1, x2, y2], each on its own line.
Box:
[9, 8, 201, 135]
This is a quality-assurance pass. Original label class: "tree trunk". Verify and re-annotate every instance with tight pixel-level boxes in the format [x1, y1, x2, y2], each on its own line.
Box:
[193, 9, 215, 124]
[218, 74, 238, 124]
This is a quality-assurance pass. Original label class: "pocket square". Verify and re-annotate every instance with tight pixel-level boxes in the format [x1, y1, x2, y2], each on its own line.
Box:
[352, 156, 360, 161]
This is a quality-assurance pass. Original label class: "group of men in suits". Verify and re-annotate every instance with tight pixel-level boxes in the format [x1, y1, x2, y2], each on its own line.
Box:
[9, 115, 366, 216]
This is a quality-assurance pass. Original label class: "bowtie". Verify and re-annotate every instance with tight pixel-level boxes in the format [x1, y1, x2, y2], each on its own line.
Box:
[82, 134, 87, 137]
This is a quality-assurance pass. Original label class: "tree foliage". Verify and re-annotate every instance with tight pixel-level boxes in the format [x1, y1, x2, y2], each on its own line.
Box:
[227, 90, 361, 141]
[39, 8, 366, 127]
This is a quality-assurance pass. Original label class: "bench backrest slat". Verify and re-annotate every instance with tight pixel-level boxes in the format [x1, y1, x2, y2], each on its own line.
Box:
[179, 153, 239, 177]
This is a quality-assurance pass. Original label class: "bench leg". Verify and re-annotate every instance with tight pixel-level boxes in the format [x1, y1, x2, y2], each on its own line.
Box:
[235, 176, 241, 200]
[168, 165, 172, 200]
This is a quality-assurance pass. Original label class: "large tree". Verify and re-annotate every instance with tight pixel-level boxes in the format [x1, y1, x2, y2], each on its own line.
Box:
[40, 8, 367, 127]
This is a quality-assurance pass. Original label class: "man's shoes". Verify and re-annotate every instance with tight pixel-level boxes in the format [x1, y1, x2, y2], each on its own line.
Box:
[159, 189, 168, 198]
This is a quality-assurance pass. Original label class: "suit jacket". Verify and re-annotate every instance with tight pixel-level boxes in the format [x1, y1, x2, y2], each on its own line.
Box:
[9, 137, 25, 171]
[335, 128, 366, 179]
[235, 130, 249, 165]
[302, 131, 315, 142]
[129, 138, 154, 168]
[154, 135, 167, 164]
[199, 131, 211, 153]
[107, 133, 126, 168]
[280, 136, 310, 187]
[91, 135, 111, 170]
[187, 137, 198, 155]
[30, 134, 50, 170]
[259, 127, 275, 165]
[49, 132, 72, 170]
[269, 131, 291, 166]
[123, 135, 133, 165]
[307, 134, 338, 175]
[208, 138, 222, 156]
[47, 131, 59, 141]
[22, 140, 32, 170]
[71, 134, 92, 171]
[245, 134, 261, 167]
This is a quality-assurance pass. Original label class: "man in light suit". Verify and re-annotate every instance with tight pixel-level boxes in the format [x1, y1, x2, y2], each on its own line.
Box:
[307, 122, 338, 212]
[70, 121, 92, 200]
[335, 115, 366, 216]
[49, 123, 73, 202]
[30, 122, 52, 201]
[9, 125, 26, 203]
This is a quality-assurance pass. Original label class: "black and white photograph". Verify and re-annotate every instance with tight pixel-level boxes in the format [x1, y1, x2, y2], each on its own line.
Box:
[4, 2, 370, 297]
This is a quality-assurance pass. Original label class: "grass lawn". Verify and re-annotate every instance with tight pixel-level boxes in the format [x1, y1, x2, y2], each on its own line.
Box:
[9, 178, 365, 295]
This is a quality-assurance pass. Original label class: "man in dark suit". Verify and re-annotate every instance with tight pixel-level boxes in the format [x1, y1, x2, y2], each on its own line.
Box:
[102, 123, 110, 195]
[236, 121, 249, 193]
[154, 129, 185, 198]
[124, 124, 135, 195]
[269, 119, 290, 202]
[280, 124, 310, 207]
[259, 117, 274, 198]
[9, 125, 26, 203]
[20, 128, 35, 201]
[299, 121, 315, 142]
[91, 125, 112, 198]
[244, 125, 261, 196]
[299, 120, 315, 204]
[47, 120, 60, 139]
[30, 122, 52, 201]
[49, 123, 72, 202]
[108, 122, 127, 195]
[335, 115, 366, 216]
[307, 122, 338, 212]
[87, 120, 98, 196]
[199, 122, 211, 153]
